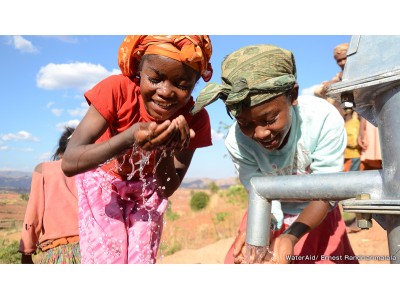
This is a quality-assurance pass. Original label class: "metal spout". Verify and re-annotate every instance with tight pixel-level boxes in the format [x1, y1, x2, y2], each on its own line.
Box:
[246, 170, 383, 247]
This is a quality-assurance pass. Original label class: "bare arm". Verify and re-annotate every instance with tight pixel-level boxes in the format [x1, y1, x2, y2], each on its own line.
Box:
[153, 115, 196, 197]
[269, 201, 330, 263]
[358, 117, 368, 150]
[62, 105, 176, 177]
[154, 149, 195, 197]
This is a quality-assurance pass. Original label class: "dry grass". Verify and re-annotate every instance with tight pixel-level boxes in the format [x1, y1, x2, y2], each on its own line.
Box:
[158, 188, 246, 257]
[0, 193, 26, 241]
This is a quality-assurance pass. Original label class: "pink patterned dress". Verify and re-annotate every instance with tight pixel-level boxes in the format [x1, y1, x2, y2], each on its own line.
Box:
[76, 168, 168, 264]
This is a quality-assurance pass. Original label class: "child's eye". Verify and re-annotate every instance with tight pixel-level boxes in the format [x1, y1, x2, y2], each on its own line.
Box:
[176, 84, 189, 91]
[261, 118, 277, 126]
[148, 77, 160, 84]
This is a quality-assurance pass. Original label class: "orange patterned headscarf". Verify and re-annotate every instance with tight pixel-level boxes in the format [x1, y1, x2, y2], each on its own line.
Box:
[118, 35, 213, 82]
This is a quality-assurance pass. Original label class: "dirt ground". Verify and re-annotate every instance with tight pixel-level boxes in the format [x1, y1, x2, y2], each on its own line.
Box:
[159, 190, 391, 264]
[159, 219, 390, 264]
[0, 190, 391, 264]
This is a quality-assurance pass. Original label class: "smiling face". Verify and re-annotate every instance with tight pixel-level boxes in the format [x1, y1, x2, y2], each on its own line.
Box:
[235, 86, 298, 151]
[139, 54, 199, 121]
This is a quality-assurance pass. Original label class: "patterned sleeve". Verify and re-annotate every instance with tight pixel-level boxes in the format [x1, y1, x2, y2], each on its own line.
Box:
[18, 168, 45, 254]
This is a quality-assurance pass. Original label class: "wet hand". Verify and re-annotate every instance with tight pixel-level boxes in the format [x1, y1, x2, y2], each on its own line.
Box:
[232, 228, 246, 264]
[168, 115, 195, 152]
[262, 234, 295, 264]
[132, 120, 174, 151]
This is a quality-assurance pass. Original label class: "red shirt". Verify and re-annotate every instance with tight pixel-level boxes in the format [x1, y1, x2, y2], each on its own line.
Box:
[19, 160, 78, 254]
[84, 74, 212, 179]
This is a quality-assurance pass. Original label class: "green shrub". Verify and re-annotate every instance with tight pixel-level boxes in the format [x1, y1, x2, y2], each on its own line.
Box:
[165, 241, 182, 256]
[160, 240, 182, 256]
[209, 181, 219, 194]
[19, 193, 29, 201]
[190, 191, 210, 211]
[164, 201, 180, 221]
[0, 239, 20, 264]
[214, 212, 230, 223]
[226, 184, 248, 208]
[166, 210, 180, 222]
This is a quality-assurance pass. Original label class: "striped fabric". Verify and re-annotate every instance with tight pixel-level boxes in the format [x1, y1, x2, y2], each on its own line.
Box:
[39, 242, 81, 264]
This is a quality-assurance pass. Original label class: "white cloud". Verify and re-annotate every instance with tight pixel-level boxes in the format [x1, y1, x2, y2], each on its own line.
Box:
[51, 108, 63, 116]
[300, 84, 321, 96]
[9, 35, 38, 53]
[36, 62, 121, 92]
[0, 145, 9, 151]
[1, 131, 39, 142]
[38, 151, 52, 161]
[56, 119, 80, 131]
[46, 101, 55, 108]
[68, 101, 89, 118]
[211, 128, 225, 142]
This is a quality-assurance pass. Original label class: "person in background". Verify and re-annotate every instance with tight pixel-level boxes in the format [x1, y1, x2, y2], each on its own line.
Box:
[315, 42, 363, 233]
[343, 109, 362, 172]
[62, 35, 213, 264]
[315, 42, 363, 172]
[19, 127, 80, 264]
[193, 44, 358, 264]
[358, 118, 382, 170]
[314, 43, 348, 117]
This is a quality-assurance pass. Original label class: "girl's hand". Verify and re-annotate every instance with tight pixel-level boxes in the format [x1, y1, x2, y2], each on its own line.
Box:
[232, 228, 247, 264]
[131, 120, 173, 151]
[131, 116, 195, 152]
[261, 234, 296, 264]
[169, 115, 195, 152]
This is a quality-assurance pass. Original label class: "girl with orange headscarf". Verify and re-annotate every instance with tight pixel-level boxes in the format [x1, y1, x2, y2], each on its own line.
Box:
[62, 35, 213, 264]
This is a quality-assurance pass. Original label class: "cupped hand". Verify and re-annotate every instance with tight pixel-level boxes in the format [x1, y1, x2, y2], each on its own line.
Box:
[131, 120, 173, 151]
[232, 228, 247, 264]
[261, 234, 295, 264]
[131, 116, 195, 152]
[168, 115, 195, 151]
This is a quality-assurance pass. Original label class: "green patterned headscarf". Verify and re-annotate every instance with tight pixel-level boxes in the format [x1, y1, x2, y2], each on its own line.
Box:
[191, 44, 297, 117]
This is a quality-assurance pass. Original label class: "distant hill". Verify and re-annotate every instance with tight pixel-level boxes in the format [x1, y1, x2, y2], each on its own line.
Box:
[0, 169, 238, 193]
[0, 171, 32, 193]
[180, 177, 238, 189]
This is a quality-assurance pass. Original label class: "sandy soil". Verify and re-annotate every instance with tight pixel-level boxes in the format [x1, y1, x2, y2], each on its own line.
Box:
[1, 191, 391, 264]
[159, 220, 390, 264]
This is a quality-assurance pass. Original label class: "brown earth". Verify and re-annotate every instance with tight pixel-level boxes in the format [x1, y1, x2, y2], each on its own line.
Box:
[158, 190, 390, 264]
[0, 190, 391, 264]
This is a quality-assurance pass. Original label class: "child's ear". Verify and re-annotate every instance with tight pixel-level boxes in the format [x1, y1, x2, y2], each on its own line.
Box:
[290, 84, 299, 106]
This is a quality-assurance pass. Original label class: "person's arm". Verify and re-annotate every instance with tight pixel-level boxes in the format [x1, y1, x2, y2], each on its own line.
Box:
[21, 254, 34, 264]
[358, 117, 368, 151]
[153, 115, 196, 197]
[154, 149, 195, 197]
[62, 105, 180, 177]
[19, 164, 45, 261]
[267, 104, 347, 264]
[267, 201, 330, 263]
[225, 124, 285, 263]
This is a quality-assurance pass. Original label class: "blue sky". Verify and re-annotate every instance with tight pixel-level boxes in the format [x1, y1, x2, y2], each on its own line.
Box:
[0, 35, 351, 179]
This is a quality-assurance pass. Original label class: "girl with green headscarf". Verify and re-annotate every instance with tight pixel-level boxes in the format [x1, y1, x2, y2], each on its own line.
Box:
[194, 44, 358, 264]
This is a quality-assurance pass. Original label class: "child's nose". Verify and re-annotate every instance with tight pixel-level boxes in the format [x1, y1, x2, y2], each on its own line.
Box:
[157, 81, 174, 99]
[253, 126, 272, 140]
